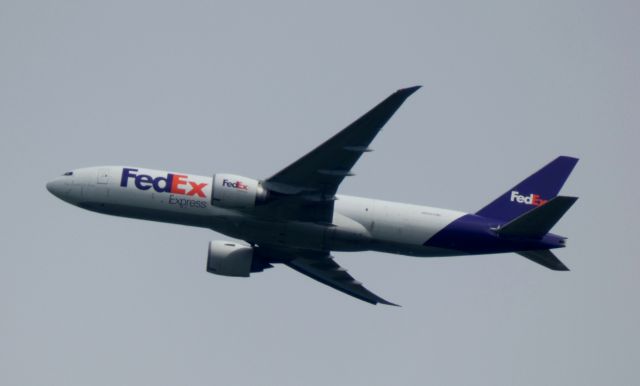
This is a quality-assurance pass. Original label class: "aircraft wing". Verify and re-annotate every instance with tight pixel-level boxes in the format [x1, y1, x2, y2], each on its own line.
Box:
[282, 250, 398, 306]
[263, 86, 420, 223]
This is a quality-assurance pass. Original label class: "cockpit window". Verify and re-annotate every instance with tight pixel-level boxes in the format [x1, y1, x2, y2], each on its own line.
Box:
[63, 171, 74, 176]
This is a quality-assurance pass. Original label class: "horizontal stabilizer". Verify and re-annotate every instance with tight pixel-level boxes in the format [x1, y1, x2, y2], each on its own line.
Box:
[517, 249, 569, 271]
[498, 196, 578, 238]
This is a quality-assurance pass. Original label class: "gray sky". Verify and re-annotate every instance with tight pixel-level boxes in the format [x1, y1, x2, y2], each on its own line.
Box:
[1, 1, 638, 385]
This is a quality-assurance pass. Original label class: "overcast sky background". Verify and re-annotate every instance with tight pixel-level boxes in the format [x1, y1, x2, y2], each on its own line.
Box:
[1, 1, 639, 385]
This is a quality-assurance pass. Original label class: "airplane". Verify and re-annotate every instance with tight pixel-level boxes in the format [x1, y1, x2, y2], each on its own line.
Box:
[46, 86, 578, 306]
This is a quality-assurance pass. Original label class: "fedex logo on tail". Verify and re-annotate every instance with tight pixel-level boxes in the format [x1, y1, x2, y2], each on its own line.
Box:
[510, 191, 547, 206]
[121, 168, 207, 197]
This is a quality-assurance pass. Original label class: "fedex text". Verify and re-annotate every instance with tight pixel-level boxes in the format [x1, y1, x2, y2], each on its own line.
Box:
[222, 179, 248, 190]
[121, 168, 207, 197]
[510, 191, 547, 206]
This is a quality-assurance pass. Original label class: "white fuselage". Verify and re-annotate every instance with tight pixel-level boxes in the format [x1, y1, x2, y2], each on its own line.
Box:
[47, 166, 467, 257]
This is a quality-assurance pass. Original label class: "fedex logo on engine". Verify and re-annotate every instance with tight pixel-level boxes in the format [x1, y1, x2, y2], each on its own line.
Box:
[120, 168, 207, 197]
[510, 191, 547, 206]
[222, 179, 248, 190]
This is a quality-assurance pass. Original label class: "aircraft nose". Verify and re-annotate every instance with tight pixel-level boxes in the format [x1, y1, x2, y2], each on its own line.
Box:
[46, 178, 65, 199]
[47, 173, 84, 204]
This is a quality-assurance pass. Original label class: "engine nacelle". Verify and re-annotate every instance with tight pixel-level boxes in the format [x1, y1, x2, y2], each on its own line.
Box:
[206, 240, 254, 277]
[211, 173, 269, 209]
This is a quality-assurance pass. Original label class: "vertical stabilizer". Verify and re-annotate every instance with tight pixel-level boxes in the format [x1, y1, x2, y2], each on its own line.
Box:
[476, 156, 578, 222]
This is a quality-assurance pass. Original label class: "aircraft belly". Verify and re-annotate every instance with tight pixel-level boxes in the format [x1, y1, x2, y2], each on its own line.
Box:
[369, 242, 465, 257]
[78, 201, 214, 228]
[229, 219, 329, 251]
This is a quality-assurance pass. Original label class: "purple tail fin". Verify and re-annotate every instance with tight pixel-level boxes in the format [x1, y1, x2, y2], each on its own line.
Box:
[476, 156, 578, 223]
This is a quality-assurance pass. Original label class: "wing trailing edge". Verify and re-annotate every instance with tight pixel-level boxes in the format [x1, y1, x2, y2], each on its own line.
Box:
[284, 253, 399, 306]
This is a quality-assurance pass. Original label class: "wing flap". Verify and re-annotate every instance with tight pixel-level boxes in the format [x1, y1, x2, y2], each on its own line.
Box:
[284, 254, 398, 306]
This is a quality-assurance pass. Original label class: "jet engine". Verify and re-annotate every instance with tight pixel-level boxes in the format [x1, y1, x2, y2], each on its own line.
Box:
[211, 174, 269, 209]
[206, 240, 272, 277]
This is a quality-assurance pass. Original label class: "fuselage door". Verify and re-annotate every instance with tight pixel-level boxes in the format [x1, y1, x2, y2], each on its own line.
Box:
[97, 168, 110, 184]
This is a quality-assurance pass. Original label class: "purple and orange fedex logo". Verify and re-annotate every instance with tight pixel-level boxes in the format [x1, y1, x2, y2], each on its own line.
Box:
[222, 179, 248, 190]
[120, 168, 207, 197]
[510, 191, 547, 207]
